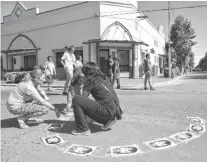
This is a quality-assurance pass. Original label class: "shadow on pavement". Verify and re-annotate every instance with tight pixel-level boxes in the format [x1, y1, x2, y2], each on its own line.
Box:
[43, 119, 105, 134]
[183, 75, 207, 79]
[53, 103, 66, 112]
[1, 117, 19, 128]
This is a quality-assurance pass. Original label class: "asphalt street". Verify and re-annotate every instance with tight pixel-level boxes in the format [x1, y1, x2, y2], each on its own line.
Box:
[1, 72, 207, 162]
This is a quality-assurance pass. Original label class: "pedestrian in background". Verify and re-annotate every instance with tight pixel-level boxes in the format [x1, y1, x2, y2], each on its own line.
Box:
[61, 46, 76, 95]
[66, 55, 83, 110]
[143, 54, 155, 90]
[107, 54, 114, 82]
[112, 56, 121, 89]
[45, 56, 56, 91]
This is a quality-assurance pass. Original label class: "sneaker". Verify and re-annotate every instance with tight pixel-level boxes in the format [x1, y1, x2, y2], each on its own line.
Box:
[144, 87, 149, 90]
[62, 92, 68, 95]
[17, 117, 29, 129]
[150, 87, 155, 90]
[101, 119, 116, 131]
[71, 130, 91, 136]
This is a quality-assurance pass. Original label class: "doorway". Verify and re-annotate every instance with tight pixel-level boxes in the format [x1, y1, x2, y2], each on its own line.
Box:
[117, 50, 129, 77]
[99, 49, 109, 74]
[24, 55, 36, 71]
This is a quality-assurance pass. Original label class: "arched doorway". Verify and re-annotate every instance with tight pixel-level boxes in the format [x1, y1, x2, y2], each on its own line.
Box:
[100, 21, 133, 77]
[6, 34, 39, 71]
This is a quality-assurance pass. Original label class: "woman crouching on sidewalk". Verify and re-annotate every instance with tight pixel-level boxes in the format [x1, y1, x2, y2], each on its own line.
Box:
[71, 62, 122, 136]
[6, 67, 59, 129]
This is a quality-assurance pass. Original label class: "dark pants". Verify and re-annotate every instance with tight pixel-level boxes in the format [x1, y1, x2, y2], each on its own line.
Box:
[72, 95, 116, 132]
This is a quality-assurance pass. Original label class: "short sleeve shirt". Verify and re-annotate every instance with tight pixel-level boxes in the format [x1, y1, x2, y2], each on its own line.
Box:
[7, 81, 45, 110]
[61, 52, 76, 70]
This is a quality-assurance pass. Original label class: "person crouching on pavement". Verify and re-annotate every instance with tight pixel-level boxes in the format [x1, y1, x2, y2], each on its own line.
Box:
[6, 67, 59, 129]
[143, 53, 155, 90]
[71, 62, 122, 136]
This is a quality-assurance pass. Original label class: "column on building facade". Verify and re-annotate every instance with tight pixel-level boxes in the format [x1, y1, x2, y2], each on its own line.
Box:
[90, 43, 97, 63]
[129, 46, 133, 78]
[132, 44, 140, 78]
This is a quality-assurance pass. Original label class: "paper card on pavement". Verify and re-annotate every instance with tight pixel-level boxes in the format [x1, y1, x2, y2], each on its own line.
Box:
[169, 131, 200, 143]
[186, 116, 205, 125]
[188, 124, 206, 134]
[144, 138, 177, 150]
[109, 144, 142, 157]
[63, 144, 97, 156]
[41, 134, 65, 147]
[45, 123, 65, 132]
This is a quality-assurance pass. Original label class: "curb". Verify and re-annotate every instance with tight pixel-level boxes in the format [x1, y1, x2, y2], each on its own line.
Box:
[1, 76, 182, 90]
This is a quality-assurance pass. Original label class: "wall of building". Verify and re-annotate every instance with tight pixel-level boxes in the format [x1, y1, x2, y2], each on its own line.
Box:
[100, 1, 166, 77]
[2, 2, 100, 71]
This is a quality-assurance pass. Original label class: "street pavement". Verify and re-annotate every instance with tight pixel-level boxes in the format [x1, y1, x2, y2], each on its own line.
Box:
[1, 72, 207, 162]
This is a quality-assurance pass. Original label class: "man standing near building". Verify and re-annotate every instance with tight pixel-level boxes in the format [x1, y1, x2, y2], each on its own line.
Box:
[112, 56, 121, 89]
[107, 54, 114, 82]
[61, 46, 76, 95]
[143, 54, 155, 90]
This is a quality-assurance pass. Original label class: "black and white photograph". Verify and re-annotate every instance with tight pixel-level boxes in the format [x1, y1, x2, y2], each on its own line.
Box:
[186, 117, 206, 125]
[144, 138, 177, 150]
[1, 1, 207, 162]
[188, 124, 206, 133]
[110, 144, 141, 157]
[63, 144, 97, 156]
[169, 131, 199, 143]
[41, 134, 65, 147]
[45, 123, 65, 132]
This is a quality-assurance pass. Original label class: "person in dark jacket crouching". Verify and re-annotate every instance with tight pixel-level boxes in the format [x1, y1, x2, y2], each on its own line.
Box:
[71, 62, 122, 136]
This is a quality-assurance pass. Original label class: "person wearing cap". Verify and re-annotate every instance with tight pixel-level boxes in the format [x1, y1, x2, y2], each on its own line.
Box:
[6, 67, 59, 129]
[61, 46, 76, 95]
[143, 54, 155, 90]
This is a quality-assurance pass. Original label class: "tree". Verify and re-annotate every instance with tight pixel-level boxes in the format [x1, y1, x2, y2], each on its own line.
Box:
[170, 15, 197, 73]
[198, 52, 207, 70]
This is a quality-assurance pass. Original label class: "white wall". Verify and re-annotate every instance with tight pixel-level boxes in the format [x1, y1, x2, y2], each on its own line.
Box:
[100, 1, 166, 68]
[2, 2, 100, 69]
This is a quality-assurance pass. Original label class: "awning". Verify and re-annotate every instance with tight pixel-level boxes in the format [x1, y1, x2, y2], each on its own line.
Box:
[83, 39, 149, 46]
[1, 48, 41, 54]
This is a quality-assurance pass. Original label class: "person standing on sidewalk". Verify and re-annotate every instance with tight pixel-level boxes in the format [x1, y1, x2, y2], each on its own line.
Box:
[143, 54, 155, 90]
[66, 56, 83, 110]
[112, 56, 121, 89]
[61, 46, 76, 95]
[107, 54, 114, 83]
[45, 56, 56, 91]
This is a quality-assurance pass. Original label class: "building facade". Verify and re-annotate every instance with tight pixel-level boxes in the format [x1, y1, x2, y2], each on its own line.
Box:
[1, 1, 166, 79]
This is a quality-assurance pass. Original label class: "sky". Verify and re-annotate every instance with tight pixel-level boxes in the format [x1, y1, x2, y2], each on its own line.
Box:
[1, 1, 207, 66]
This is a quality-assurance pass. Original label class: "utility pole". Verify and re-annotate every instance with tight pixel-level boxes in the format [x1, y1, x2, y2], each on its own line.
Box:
[168, 1, 171, 78]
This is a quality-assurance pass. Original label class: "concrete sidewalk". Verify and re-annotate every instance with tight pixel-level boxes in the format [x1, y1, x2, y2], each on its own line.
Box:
[1, 75, 180, 90]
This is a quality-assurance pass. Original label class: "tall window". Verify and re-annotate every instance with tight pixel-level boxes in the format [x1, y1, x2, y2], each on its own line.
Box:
[56, 50, 83, 68]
